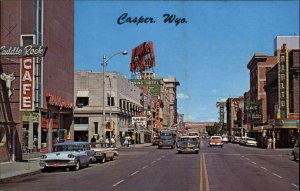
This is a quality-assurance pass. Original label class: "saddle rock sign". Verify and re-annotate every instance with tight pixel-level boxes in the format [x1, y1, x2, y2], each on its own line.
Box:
[20, 56, 35, 111]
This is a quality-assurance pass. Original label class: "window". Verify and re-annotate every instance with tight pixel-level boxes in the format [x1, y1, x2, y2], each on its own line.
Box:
[74, 117, 88, 124]
[107, 97, 115, 106]
[76, 97, 89, 107]
[94, 122, 98, 134]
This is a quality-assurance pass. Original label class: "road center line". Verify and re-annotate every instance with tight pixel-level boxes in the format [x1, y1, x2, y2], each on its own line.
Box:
[245, 158, 250, 160]
[260, 167, 268, 170]
[151, 161, 156, 164]
[113, 179, 125, 187]
[251, 161, 257, 164]
[272, 173, 282, 179]
[291, 183, 299, 188]
[142, 165, 148, 169]
[130, 171, 139, 176]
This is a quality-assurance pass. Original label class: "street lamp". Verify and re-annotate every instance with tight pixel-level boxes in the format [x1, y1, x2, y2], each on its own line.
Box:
[101, 51, 128, 141]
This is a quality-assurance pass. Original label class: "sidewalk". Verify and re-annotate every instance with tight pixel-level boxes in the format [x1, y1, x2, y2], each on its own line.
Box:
[0, 143, 152, 182]
[0, 159, 41, 182]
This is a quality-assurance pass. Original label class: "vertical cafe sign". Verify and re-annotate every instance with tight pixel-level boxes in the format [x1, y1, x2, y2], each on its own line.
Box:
[0, 45, 47, 111]
[20, 57, 35, 111]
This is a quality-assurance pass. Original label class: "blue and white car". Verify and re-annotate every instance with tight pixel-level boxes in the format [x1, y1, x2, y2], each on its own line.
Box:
[40, 142, 95, 172]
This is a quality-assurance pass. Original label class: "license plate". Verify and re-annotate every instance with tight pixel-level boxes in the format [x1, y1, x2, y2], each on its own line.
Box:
[54, 163, 60, 167]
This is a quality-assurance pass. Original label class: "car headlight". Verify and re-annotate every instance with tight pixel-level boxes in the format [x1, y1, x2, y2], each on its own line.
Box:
[40, 155, 47, 159]
[68, 154, 75, 158]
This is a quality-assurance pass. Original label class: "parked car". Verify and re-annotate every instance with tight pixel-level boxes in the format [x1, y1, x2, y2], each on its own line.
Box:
[292, 142, 299, 161]
[222, 135, 229, 143]
[152, 136, 159, 145]
[91, 143, 118, 163]
[177, 136, 200, 154]
[40, 142, 95, 172]
[239, 137, 248, 145]
[209, 136, 223, 148]
[232, 136, 241, 144]
[244, 137, 258, 147]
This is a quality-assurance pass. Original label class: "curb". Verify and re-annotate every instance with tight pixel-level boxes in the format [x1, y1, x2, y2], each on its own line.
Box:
[0, 169, 41, 183]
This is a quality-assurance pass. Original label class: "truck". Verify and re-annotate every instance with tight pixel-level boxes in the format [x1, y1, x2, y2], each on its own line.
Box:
[158, 130, 176, 149]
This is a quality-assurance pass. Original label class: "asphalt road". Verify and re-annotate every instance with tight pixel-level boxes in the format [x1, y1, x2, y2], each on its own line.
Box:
[0, 140, 298, 191]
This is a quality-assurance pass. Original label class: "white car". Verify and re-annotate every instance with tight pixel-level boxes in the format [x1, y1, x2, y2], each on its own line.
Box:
[40, 142, 94, 172]
[222, 136, 229, 143]
[91, 143, 119, 163]
[244, 137, 258, 147]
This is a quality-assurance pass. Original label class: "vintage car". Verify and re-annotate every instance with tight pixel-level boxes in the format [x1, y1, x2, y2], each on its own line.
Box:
[177, 136, 200, 154]
[209, 136, 223, 148]
[91, 143, 119, 163]
[40, 142, 95, 172]
[152, 136, 159, 146]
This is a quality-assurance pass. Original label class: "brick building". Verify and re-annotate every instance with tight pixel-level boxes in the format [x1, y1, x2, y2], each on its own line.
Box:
[265, 36, 299, 148]
[0, 0, 74, 162]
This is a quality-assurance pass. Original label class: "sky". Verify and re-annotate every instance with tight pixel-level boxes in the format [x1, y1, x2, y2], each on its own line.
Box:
[74, 1, 299, 122]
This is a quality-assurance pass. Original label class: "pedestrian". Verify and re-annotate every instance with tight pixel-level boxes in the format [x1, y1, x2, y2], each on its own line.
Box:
[124, 135, 131, 147]
[272, 137, 276, 149]
[110, 136, 116, 148]
[267, 137, 272, 149]
[105, 137, 109, 147]
[90, 136, 96, 148]
[33, 135, 38, 152]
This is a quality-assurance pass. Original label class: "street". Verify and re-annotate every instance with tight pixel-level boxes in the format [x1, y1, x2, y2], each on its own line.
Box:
[0, 140, 298, 191]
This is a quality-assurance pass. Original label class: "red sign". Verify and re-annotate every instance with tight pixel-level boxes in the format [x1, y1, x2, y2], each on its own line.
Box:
[20, 57, 35, 111]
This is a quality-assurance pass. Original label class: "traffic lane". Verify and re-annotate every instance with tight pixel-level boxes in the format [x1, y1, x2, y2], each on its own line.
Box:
[204, 145, 298, 191]
[237, 150, 299, 188]
[222, 142, 298, 187]
[0, 147, 172, 191]
[112, 148, 200, 191]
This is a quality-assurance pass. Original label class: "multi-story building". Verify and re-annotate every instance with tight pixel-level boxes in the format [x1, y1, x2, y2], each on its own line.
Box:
[247, 53, 277, 128]
[226, 97, 244, 136]
[74, 71, 142, 146]
[163, 76, 180, 128]
[264, 36, 299, 148]
[0, 0, 74, 162]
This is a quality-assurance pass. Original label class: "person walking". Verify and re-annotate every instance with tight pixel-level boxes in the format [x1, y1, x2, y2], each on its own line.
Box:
[272, 137, 276, 149]
[267, 137, 272, 149]
[110, 136, 116, 148]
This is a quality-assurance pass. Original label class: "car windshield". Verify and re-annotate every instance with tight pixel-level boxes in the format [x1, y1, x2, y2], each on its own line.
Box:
[54, 145, 79, 152]
[211, 137, 221, 139]
[160, 136, 173, 140]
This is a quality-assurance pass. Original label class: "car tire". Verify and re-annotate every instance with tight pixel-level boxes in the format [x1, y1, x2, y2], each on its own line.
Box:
[221, 145, 223, 148]
[101, 155, 106, 163]
[72, 160, 80, 171]
[158, 146, 162, 149]
[177, 151, 182, 154]
[195, 151, 199, 154]
[293, 152, 297, 161]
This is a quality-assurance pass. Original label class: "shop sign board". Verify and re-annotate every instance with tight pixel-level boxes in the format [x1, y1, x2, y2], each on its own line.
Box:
[132, 116, 147, 125]
[20, 57, 35, 111]
[0, 45, 47, 57]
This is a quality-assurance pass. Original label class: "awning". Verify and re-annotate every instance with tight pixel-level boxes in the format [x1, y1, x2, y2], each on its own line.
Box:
[77, 90, 89, 97]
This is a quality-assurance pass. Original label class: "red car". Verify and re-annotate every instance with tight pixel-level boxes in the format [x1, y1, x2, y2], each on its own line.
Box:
[152, 136, 159, 145]
[209, 136, 224, 148]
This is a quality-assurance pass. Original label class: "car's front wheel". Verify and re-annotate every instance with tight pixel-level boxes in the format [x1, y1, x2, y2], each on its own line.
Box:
[101, 155, 106, 163]
[72, 160, 80, 171]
